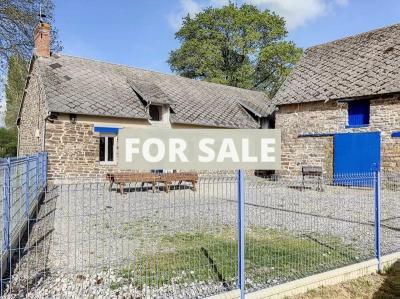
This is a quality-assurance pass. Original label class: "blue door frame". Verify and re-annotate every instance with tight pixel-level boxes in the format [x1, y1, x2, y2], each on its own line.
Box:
[334, 132, 381, 185]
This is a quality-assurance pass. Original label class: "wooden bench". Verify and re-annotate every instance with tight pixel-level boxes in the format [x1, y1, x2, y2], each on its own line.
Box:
[302, 166, 323, 191]
[106, 172, 198, 194]
[159, 172, 198, 193]
[106, 173, 158, 194]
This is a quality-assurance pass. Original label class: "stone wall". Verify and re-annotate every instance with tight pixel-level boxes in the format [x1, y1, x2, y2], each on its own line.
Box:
[276, 95, 400, 177]
[44, 116, 152, 180]
[45, 120, 99, 179]
[18, 62, 47, 156]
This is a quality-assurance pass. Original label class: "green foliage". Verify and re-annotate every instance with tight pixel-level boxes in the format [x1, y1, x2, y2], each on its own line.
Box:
[168, 3, 302, 97]
[5, 55, 28, 129]
[0, 127, 17, 157]
[0, 55, 28, 158]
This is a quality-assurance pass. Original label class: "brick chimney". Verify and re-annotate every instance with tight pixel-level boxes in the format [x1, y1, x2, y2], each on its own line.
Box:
[34, 22, 51, 57]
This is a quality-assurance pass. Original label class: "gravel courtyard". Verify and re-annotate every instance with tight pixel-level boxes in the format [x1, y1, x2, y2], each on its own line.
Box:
[3, 176, 400, 298]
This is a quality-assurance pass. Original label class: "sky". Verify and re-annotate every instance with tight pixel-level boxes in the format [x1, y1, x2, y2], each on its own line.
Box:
[53, 0, 400, 74]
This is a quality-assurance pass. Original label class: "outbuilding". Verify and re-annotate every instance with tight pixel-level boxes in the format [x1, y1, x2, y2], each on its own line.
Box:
[273, 23, 400, 177]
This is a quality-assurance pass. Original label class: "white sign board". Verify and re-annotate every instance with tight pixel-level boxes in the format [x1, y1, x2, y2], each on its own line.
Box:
[118, 129, 281, 170]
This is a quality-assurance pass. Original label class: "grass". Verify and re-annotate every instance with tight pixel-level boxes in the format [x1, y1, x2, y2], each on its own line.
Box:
[289, 260, 400, 299]
[117, 227, 358, 289]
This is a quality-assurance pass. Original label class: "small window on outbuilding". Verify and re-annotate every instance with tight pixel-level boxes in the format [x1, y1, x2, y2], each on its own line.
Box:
[149, 105, 162, 121]
[347, 100, 370, 127]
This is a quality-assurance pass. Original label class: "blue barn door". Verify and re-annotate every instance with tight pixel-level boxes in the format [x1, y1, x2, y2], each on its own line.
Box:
[334, 132, 380, 185]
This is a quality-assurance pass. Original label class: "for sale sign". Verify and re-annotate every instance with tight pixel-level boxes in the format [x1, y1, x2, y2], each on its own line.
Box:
[118, 129, 281, 170]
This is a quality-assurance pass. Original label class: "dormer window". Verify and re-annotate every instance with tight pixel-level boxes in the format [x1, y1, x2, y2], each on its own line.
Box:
[149, 105, 162, 121]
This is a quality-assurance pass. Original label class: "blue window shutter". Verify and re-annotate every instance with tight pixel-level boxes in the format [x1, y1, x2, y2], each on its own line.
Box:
[348, 100, 370, 127]
[94, 127, 119, 134]
[392, 132, 400, 138]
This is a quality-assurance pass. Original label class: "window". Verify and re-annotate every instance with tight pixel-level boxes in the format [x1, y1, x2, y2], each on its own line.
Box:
[149, 105, 162, 121]
[99, 135, 116, 164]
[348, 100, 370, 127]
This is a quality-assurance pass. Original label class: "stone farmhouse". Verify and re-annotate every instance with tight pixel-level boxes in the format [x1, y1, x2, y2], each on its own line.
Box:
[17, 22, 275, 179]
[273, 23, 400, 177]
[18, 21, 400, 180]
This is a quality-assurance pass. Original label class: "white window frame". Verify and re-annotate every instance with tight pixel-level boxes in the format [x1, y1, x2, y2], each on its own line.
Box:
[99, 133, 117, 165]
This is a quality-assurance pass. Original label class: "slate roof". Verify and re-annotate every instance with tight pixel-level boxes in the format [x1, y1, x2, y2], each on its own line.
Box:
[36, 54, 274, 128]
[273, 23, 400, 105]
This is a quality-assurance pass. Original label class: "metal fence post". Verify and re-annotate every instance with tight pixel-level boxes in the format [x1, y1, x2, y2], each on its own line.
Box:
[44, 153, 49, 187]
[2, 158, 11, 251]
[237, 169, 245, 299]
[35, 153, 39, 198]
[38, 153, 42, 189]
[374, 170, 382, 272]
[25, 158, 30, 217]
[43, 152, 48, 187]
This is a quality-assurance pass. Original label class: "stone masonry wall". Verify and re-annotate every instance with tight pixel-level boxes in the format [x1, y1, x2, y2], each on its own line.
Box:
[44, 118, 252, 180]
[276, 95, 400, 177]
[44, 118, 243, 180]
[45, 119, 126, 180]
[18, 62, 47, 156]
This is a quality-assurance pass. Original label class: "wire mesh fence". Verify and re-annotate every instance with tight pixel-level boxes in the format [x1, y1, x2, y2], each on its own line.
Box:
[0, 166, 399, 298]
[381, 173, 400, 257]
[244, 173, 378, 292]
[0, 153, 47, 291]
[0, 154, 47, 243]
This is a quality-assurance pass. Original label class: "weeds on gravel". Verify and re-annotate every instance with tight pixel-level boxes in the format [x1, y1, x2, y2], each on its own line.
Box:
[117, 228, 357, 289]
[288, 260, 400, 299]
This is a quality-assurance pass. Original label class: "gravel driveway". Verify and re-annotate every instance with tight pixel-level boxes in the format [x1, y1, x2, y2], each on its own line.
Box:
[3, 176, 400, 298]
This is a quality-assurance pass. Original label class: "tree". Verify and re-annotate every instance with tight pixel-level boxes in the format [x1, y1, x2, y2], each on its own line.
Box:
[168, 3, 302, 97]
[0, 0, 61, 69]
[0, 0, 61, 157]
[5, 55, 28, 129]
[0, 127, 17, 157]
[0, 0, 62, 117]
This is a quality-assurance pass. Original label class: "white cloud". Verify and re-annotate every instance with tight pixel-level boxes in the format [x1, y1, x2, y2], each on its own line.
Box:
[167, 0, 349, 31]
[167, 0, 203, 30]
[246, 0, 327, 30]
[209, 0, 231, 6]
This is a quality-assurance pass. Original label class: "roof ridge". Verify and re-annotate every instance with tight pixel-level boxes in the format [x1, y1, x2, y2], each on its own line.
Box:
[306, 22, 400, 51]
[52, 53, 268, 97]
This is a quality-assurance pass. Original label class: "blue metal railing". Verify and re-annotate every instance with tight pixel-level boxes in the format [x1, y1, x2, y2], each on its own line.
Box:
[1, 152, 47, 252]
[237, 169, 245, 299]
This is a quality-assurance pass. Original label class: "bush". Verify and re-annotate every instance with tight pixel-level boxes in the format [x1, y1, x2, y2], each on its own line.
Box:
[0, 127, 17, 157]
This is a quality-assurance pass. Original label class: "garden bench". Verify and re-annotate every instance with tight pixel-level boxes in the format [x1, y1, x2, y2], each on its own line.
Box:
[302, 166, 323, 191]
[106, 172, 198, 194]
[158, 172, 198, 193]
[106, 173, 158, 194]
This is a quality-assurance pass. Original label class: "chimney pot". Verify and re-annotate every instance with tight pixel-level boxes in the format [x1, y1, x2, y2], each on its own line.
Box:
[34, 22, 51, 57]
